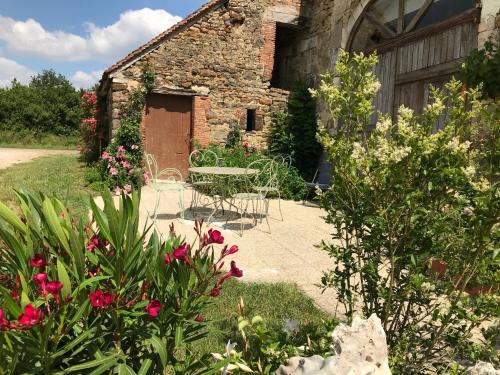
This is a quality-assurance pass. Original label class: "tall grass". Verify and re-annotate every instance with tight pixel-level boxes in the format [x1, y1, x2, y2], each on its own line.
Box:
[0, 129, 79, 149]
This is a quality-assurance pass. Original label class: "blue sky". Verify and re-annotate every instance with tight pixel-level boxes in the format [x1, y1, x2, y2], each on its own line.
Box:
[0, 0, 207, 88]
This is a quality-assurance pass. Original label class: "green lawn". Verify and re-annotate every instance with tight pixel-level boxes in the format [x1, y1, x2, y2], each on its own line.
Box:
[0, 130, 79, 149]
[0, 155, 99, 220]
[193, 279, 330, 355]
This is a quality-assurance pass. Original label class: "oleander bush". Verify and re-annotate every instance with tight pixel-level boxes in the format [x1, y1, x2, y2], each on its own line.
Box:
[311, 50, 499, 374]
[0, 189, 242, 374]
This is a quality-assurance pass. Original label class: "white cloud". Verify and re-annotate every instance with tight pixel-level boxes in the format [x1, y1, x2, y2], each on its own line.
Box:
[0, 57, 35, 87]
[0, 8, 182, 62]
[71, 70, 104, 89]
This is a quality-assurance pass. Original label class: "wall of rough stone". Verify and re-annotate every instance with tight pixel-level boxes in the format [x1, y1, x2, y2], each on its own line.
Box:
[108, 0, 309, 148]
[478, 0, 500, 46]
[105, 0, 499, 147]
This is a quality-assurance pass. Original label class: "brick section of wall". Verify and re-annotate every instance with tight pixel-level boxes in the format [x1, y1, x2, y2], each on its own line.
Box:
[192, 96, 211, 148]
[260, 21, 277, 81]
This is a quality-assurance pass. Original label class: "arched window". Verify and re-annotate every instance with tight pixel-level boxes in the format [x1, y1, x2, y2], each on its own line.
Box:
[349, 0, 480, 128]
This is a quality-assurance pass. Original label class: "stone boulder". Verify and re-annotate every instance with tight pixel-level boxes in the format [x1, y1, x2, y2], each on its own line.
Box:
[276, 314, 391, 375]
[466, 362, 500, 375]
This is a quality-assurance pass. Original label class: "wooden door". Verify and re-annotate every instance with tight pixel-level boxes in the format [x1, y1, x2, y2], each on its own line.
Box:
[144, 94, 192, 178]
[350, 0, 479, 128]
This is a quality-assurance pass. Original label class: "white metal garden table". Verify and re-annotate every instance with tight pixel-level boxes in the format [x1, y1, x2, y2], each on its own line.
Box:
[188, 166, 258, 222]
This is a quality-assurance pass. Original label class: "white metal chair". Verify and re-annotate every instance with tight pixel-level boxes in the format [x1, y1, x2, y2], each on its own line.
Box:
[231, 159, 270, 235]
[252, 156, 284, 221]
[188, 149, 220, 211]
[145, 153, 187, 222]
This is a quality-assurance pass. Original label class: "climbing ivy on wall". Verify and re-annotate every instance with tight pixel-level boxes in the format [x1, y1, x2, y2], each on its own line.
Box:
[461, 41, 500, 99]
[268, 85, 321, 181]
[94, 70, 155, 193]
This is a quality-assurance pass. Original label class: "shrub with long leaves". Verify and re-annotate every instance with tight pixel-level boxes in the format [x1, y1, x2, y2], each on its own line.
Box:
[0, 189, 241, 374]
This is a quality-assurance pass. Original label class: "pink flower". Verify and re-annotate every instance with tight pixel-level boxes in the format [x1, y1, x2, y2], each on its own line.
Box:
[117, 146, 125, 152]
[164, 253, 172, 265]
[121, 161, 131, 169]
[89, 290, 114, 308]
[124, 184, 132, 194]
[114, 186, 122, 195]
[86, 235, 99, 251]
[30, 254, 47, 268]
[33, 273, 48, 290]
[145, 300, 161, 317]
[172, 244, 191, 264]
[195, 314, 205, 322]
[143, 172, 150, 183]
[208, 287, 220, 297]
[227, 245, 239, 255]
[46, 281, 63, 304]
[109, 168, 118, 176]
[0, 309, 8, 328]
[208, 229, 224, 244]
[101, 151, 110, 160]
[18, 304, 42, 327]
[86, 235, 108, 252]
[217, 261, 243, 287]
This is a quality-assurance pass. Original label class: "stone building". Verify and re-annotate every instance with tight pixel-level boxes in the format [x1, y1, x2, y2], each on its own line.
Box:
[98, 0, 499, 175]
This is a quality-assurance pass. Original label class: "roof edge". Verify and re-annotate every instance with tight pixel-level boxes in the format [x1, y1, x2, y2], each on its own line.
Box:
[102, 0, 228, 80]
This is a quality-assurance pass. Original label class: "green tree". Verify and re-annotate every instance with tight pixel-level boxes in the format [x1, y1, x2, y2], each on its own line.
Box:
[0, 69, 82, 136]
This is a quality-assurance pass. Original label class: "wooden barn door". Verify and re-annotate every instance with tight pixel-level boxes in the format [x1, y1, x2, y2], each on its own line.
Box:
[350, 0, 479, 128]
[144, 94, 192, 178]
[392, 22, 477, 116]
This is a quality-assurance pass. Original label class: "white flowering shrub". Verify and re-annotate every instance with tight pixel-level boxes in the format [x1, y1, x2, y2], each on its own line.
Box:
[311, 50, 499, 374]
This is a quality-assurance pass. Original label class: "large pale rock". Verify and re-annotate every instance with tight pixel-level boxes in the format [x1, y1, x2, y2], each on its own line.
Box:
[466, 362, 500, 375]
[276, 314, 391, 375]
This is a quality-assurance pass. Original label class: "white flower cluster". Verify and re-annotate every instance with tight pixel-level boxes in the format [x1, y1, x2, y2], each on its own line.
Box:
[446, 137, 471, 154]
[424, 96, 446, 118]
[471, 177, 491, 192]
[371, 138, 411, 165]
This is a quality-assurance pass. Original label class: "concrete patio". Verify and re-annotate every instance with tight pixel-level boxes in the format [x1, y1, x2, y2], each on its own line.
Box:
[123, 185, 340, 314]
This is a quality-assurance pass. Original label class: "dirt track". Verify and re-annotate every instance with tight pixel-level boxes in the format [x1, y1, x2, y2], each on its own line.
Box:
[0, 148, 78, 170]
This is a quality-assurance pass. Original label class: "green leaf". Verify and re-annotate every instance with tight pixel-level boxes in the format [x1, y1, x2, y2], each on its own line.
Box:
[57, 259, 72, 299]
[20, 291, 30, 309]
[238, 320, 250, 331]
[137, 359, 152, 375]
[51, 328, 94, 359]
[117, 364, 136, 375]
[42, 199, 70, 253]
[0, 201, 26, 233]
[148, 335, 167, 367]
[64, 353, 120, 373]
[251, 316, 263, 325]
[175, 325, 183, 347]
[0, 286, 22, 316]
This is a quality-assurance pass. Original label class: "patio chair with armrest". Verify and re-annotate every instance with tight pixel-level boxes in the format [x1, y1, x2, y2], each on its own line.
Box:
[145, 153, 188, 222]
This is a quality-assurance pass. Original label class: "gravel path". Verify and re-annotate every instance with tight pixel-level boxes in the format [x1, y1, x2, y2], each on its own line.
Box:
[0, 148, 78, 170]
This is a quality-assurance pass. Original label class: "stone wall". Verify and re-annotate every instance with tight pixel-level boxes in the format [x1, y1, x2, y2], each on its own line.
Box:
[104, 0, 499, 147]
[107, 0, 309, 148]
